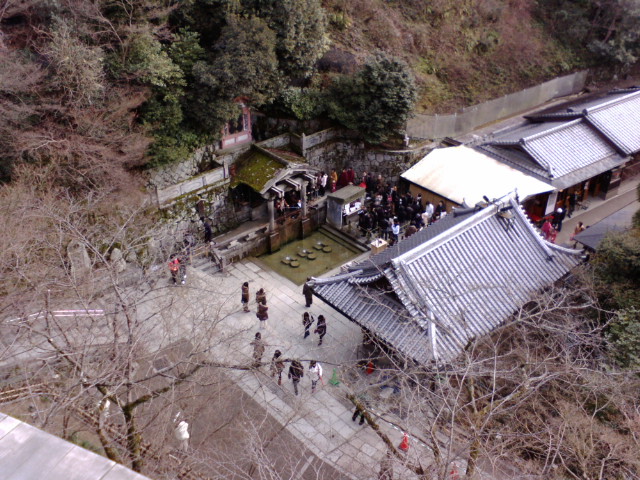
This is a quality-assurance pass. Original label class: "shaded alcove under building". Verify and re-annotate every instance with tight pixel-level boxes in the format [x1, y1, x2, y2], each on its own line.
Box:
[228, 144, 322, 252]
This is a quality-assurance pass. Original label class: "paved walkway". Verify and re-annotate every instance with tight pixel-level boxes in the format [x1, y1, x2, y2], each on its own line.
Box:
[181, 257, 449, 480]
[555, 176, 640, 246]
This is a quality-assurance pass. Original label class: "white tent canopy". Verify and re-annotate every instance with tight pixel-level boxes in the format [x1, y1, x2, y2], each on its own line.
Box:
[401, 145, 553, 206]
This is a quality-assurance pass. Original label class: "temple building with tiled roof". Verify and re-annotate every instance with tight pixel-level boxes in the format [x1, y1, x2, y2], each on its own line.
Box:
[311, 195, 582, 365]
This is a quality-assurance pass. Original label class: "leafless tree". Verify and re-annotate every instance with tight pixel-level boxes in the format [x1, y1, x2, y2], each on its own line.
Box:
[337, 269, 640, 479]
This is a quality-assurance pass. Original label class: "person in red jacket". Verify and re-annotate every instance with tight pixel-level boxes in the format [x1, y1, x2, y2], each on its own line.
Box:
[168, 256, 180, 285]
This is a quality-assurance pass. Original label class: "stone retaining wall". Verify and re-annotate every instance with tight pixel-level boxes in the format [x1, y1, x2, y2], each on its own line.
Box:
[407, 70, 588, 139]
[147, 144, 251, 190]
[303, 136, 432, 183]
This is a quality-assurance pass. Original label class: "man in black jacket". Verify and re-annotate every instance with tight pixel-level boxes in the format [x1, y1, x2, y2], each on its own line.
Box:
[302, 278, 314, 307]
[288, 360, 304, 395]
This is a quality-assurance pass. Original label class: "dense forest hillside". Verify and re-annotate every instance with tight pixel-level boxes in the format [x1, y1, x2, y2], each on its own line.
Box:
[2, 0, 639, 178]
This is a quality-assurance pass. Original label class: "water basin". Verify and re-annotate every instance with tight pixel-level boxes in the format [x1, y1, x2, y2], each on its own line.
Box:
[259, 231, 362, 285]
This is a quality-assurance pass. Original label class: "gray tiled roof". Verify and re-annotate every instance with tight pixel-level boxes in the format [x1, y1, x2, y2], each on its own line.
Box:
[480, 119, 626, 189]
[313, 275, 435, 363]
[351, 211, 476, 274]
[313, 197, 581, 365]
[0, 413, 151, 480]
[582, 90, 640, 155]
[526, 88, 640, 155]
[477, 145, 550, 179]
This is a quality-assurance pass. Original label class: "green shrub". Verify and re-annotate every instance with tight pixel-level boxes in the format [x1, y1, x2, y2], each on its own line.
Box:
[326, 52, 417, 144]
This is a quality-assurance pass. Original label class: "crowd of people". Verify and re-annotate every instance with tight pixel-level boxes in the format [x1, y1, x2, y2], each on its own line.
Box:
[242, 281, 327, 396]
[356, 189, 447, 245]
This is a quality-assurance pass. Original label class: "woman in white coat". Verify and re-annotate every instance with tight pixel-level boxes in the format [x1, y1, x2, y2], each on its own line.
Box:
[308, 360, 323, 393]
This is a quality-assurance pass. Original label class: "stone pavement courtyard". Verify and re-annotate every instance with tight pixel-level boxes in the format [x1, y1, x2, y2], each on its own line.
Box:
[168, 255, 468, 480]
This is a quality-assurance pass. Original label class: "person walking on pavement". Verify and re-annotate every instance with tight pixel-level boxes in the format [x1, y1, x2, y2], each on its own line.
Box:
[250, 332, 265, 368]
[315, 315, 327, 346]
[241, 282, 250, 312]
[288, 359, 304, 395]
[352, 393, 371, 426]
[552, 207, 565, 232]
[256, 288, 267, 306]
[270, 350, 285, 385]
[571, 221, 586, 248]
[308, 360, 323, 393]
[302, 312, 314, 338]
[256, 302, 269, 328]
[302, 278, 314, 307]
[168, 256, 181, 285]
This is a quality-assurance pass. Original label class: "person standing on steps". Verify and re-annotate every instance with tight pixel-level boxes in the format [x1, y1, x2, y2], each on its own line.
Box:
[315, 315, 327, 346]
[270, 350, 285, 385]
[241, 282, 250, 312]
[308, 360, 323, 393]
[288, 359, 304, 395]
[250, 332, 265, 368]
[302, 312, 314, 338]
[302, 278, 314, 307]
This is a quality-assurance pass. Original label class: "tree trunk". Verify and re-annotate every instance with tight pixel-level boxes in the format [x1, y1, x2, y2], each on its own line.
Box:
[123, 407, 143, 472]
[466, 437, 480, 478]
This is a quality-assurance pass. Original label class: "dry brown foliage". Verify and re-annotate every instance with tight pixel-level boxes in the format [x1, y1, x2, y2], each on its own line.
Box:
[323, 0, 575, 112]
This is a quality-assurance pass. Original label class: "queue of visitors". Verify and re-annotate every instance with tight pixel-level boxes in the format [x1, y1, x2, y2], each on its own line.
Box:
[355, 186, 448, 245]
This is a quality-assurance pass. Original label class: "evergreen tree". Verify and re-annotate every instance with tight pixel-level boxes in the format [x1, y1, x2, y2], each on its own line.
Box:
[595, 187, 640, 368]
[187, 15, 281, 133]
[327, 53, 417, 144]
[242, 0, 328, 79]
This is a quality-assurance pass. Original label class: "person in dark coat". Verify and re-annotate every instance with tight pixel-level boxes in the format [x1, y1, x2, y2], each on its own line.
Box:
[378, 217, 389, 240]
[241, 282, 250, 312]
[302, 312, 314, 338]
[288, 359, 304, 395]
[351, 393, 370, 426]
[404, 223, 418, 238]
[302, 279, 314, 307]
[346, 167, 355, 185]
[434, 200, 445, 221]
[203, 219, 212, 243]
[256, 288, 267, 306]
[315, 315, 327, 346]
[568, 191, 578, 218]
[552, 207, 565, 232]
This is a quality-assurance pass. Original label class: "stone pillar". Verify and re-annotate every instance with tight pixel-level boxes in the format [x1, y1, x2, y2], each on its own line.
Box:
[301, 181, 308, 217]
[267, 196, 275, 233]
